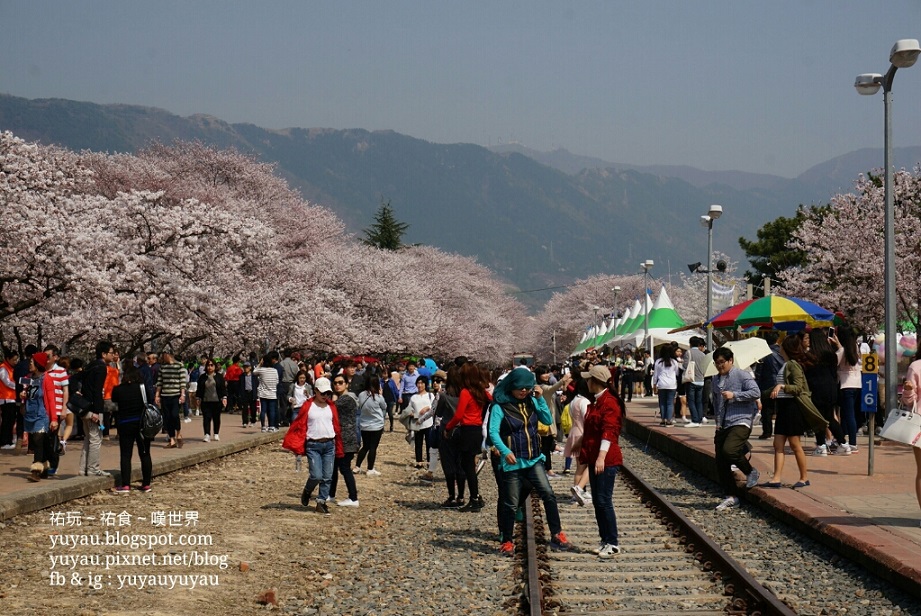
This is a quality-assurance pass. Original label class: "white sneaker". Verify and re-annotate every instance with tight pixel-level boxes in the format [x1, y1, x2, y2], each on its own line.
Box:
[352, 466, 362, 474]
[716, 496, 740, 511]
[0, 444, 15, 450]
[701, 417, 710, 424]
[337, 498, 359, 507]
[598, 543, 621, 558]
[570, 485, 586, 506]
[183, 417, 192, 423]
[685, 422, 701, 428]
[213, 434, 219, 441]
[366, 469, 381, 476]
[261, 427, 268, 432]
[812, 445, 828, 456]
[203, 435, 210, 443]
[835, 443, 852, 455]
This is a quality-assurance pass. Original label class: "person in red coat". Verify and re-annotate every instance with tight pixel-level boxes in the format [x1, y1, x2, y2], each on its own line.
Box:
[578, 364, 625, 558]
[282, 378, 343, 515]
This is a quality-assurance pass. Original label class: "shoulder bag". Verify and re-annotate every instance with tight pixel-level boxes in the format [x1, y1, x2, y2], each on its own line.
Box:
[139, 385, 164, 440]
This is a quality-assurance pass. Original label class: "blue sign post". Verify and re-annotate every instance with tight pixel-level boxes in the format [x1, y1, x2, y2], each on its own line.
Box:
[861, 352, 878, 476]
[861, 373, 878, 414]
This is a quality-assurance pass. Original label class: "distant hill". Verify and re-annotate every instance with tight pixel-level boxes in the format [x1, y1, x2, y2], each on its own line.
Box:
[4, 93, 918, 310]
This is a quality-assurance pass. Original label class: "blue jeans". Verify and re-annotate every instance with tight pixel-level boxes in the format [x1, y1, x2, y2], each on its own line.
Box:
[498, 460, 562, 543]
[839, 388, 860, 447]
[588, 465, 620, 546]
[305, 440, 336, 503]
[686, 384, 704, 423]
[260, 398, 278, 429]
[657, 389, 677, 422]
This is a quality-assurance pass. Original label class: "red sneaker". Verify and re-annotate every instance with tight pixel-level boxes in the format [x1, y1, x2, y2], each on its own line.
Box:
[499, 541, 514, 556]
[550, 532, 572, 551]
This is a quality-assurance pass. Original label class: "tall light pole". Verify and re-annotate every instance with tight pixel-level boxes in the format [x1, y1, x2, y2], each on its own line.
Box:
[641, 260, 654, 356]
[700, 204, 723, 350]
[855, 38, 920, 475]
[611, 285, 621, 318]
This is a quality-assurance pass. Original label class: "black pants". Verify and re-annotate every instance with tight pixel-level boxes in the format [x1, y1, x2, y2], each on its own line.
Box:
[814, 402, 846, 446]
[356, 429, 383, 470]
[201, 401, 222, 436]
[45, 431, 60, 471]
[0, 403, 21, 445]
[330, 452, 358, 501]
[540, 435, 555, 472]
[439, 437, 467, 500]
[456, 425, 483, 501]
[414, 426, 431, 463]
[760, 393, 775, 436]
[620, 372, 633, 401]
[714, 425, 753, 497]
[30, 430, 47, 466]
[242, 396, 257, 425]
[117, 420, 152, 488]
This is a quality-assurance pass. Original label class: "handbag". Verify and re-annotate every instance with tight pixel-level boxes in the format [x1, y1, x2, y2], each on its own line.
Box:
[879, 403, 921, 448]
[67, 391, 93, 417]
[682, 360, 696, 384]
[139, 385, 164, 440]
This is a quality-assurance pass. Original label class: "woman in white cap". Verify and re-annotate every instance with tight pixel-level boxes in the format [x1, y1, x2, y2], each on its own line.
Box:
[282, 377, 343, 515]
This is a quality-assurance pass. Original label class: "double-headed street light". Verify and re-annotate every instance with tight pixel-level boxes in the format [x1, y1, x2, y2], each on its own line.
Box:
[641, 260, 654, 356]
[855, 38, 920, 474]
[700, 204, 723, 350]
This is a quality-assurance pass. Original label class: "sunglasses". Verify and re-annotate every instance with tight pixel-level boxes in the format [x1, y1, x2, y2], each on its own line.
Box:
[333, 380, 346, 385]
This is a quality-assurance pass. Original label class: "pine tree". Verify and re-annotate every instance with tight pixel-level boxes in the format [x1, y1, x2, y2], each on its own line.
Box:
[363, 199, 409, 250]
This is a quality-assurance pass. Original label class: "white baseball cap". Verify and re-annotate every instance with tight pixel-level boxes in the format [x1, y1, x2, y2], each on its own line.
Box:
[314, 377, 333, 394]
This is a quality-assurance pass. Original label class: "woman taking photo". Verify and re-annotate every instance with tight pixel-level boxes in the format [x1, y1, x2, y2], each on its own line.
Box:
[282, 378, 342, 515]
[196, 359, 227, 443]
[487, 367, 572, 554]
[355, 374, 387, 476]
[832, 326, 863, 453]
[806, 330, 850, 456]
[287, 371, 313, 422]
[578, 365, 624, 557]
[110, 365, 153, 493]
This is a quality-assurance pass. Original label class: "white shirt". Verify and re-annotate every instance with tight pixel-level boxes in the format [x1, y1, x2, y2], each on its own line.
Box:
[306, 402, 336, 439]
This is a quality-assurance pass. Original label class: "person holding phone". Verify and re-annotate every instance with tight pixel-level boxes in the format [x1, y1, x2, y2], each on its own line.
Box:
[21, 352, 57, 481]
[488, 367, 573, 555]
[900, 357, 921, 526]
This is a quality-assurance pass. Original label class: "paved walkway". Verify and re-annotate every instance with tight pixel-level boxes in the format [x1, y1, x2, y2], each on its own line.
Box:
[0, 411, 283, 520]
[624, 396, 921, 599]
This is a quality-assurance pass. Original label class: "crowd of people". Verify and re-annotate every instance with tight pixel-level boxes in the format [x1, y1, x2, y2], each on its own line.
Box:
[2, 322, 919, 553]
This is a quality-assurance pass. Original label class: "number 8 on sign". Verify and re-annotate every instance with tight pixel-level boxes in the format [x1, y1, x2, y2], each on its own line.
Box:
[861, 353, 878, 374]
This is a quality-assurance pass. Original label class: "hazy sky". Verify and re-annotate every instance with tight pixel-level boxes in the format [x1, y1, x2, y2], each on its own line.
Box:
[2, 1, 921, 177]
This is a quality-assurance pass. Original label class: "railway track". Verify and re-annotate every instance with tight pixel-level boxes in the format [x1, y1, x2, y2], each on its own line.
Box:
[520, 465, 797, 615]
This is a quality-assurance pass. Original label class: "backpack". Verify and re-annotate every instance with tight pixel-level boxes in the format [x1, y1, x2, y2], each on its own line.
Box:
[139, 385, 164, 440]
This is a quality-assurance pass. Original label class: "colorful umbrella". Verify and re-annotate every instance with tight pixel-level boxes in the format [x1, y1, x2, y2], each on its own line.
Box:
[707, 296, 834, 331]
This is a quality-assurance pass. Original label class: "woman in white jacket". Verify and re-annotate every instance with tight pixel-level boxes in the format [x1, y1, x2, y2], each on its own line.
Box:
[409, 377, 434, 468]
[653, 344, 680, 426]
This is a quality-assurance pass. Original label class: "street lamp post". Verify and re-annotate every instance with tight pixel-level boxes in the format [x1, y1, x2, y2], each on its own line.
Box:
[855, 38, 920, 475]
[641, 260, 654, 356]
[700, 204, 723, 351]
[611, 285, 621, 318]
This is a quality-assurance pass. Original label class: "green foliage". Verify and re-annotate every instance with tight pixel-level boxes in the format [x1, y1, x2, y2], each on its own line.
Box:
[363, 199, 409, 250]
[738, 204, 830, 296]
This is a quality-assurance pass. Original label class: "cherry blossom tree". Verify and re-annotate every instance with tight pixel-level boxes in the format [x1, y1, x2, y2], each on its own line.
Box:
[779, 168, 921, 334]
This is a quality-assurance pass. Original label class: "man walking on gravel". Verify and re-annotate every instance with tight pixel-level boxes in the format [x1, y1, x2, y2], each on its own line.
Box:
[711, 347, 761, 511]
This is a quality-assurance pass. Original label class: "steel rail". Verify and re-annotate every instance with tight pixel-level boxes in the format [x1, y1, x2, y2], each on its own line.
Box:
[619, 463, 797, 616]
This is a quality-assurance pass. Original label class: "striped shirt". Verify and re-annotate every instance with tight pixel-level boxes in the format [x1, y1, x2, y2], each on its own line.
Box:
[47, 363, 69, 417]
[156, 362, 187, 397]
[253, 366, 279, 399]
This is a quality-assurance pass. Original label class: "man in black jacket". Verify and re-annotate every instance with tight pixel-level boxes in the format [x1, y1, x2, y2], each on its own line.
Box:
[754, 331, 783, 439]
[78, 340, 115, 476]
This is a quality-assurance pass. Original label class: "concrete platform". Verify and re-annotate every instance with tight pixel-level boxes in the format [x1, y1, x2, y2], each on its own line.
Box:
[624, 396, 921, 599]
[0, 412, 283, 520]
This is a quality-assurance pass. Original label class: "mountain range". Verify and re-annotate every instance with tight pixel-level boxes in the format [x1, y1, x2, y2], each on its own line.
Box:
[3, 93, 920, 310]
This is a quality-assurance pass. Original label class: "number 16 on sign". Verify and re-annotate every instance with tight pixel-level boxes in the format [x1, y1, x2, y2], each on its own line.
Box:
[861, 352, 878, 414]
